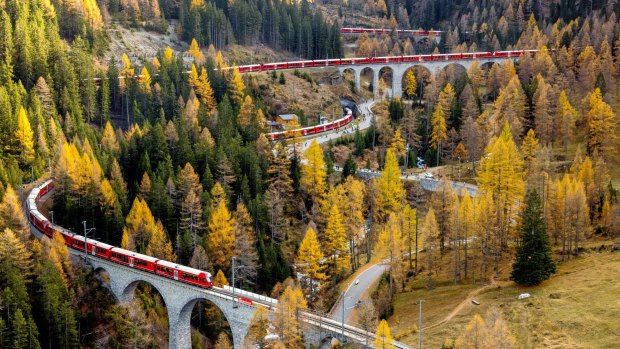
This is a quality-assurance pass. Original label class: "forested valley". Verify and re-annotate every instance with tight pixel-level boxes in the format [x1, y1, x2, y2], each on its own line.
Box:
[0, 0, 619, 348]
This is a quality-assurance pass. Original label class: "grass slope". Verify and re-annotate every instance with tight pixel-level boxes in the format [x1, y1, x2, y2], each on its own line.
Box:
[389, 244, 620, 348]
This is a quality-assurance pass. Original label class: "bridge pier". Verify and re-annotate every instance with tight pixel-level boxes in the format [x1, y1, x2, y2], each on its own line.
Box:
[336, 58, 511, 101]
[89, 258, 256, 349]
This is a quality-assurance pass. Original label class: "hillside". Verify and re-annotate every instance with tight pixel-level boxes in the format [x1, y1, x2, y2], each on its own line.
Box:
[388, 240, 620, 348]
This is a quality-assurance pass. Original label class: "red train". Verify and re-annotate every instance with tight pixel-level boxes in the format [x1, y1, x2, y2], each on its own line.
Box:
[340, 27, 443, 37]
[267, 107, 354, 141]
[26, 180, 214, 288]
[224, 50, 536, 74]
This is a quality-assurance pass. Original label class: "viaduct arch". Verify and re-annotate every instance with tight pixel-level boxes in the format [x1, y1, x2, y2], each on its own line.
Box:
[338, 58, 508, 98]
[90, 258, 256, 349]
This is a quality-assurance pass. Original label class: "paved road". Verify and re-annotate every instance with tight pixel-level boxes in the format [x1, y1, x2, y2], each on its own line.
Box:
[331, 263, 390, 324]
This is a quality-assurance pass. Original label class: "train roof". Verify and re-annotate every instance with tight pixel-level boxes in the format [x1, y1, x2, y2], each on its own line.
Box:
[75, 236, 114, 250]
[110, 247, 159, 263]
[32, 210, 47, 222]
[52, 224, 74, 236]
[28, 188, 40, 200]
[156, 260, 209, 276]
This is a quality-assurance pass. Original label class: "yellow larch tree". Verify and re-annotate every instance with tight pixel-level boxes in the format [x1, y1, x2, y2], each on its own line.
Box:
[214, 269, 229, 285]
[138, 171, 151, 200]
[374, 320, 395, 349]
[301, 140, 327, 203]
[422, 208, 440, 288]
[245, 307, 269, 348]
[377, 148, 404, 219]
[323, 204, 350, 273]
[15, 107, 34, 165]
[404, 69, 417, 99]
[188, 64, 199, 87]
[273, 284, 307, 349]
[140, 66, 151, 93]
[120, 53, 134, 80]
[402, 204, 418, 271]
[458, 190, 475, 281]
[122, 197, 158, 253]
[556, 90, 576, 152]
[296, 227, 325, 295]
[455, 314, 488, 349]
[83, 0, 103, 29]
[215, 50, 228, 71]
[207, 201, 236, 272]
[146, 221, 176, 261]
[438, 83, 456, 125]
[197, 67, 216, 111]
[586, 88, 617, 161]
[389, 128, 406, 157]
[152, 57, 161, 71]
[238, 95, 255, 127]
[339, 177, 366, 269]
[521, 128, 539, 170]
[476, 121, 525, 249]
[228, 66, 246, 105]
[101, 121, 119, 153]
[187, 38, 204, 63]
[214, 332, 232, 349]
[0, 185, 28, 234]
[164, 47, 174, 62]
[430, 103, 447, 165]
[0, 228, 33, 276]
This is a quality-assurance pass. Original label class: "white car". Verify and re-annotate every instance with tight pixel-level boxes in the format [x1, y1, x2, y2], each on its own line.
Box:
[424, 172, 434, 179]
[355, 279, 360, 285]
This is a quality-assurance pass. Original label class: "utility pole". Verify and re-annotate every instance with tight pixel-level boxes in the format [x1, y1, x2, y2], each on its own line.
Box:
[232, 256, 237, 308]
[341, 291, 345, 343]
[419, 300, 424, 349]
[82, 221, 95, 265]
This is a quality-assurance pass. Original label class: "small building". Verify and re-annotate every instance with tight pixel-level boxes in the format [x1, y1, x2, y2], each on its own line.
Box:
[276, 114, 299, 127]
[266, 121, 283, 132]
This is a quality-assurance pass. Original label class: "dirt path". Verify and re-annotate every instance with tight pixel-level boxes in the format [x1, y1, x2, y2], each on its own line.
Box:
[422, 270, 507, 331]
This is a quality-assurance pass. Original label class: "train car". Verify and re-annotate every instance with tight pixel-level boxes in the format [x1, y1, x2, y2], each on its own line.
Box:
[38, 180, 54, 197]
[339, 58, 354, 65]
[352, 57, 372, 65]
[70, 234, 86, 251]
[237, 297, 253, 306]
[402, 55, 421, 63]
[86, 240, 114, 259]
[110, 247, 159, 273]
[238, 65, 261, 73]
[30, 210, 51, 236]
[52, 225, 75, 245]
[156, 260, 213, 287]
[262, 63, 277, 71]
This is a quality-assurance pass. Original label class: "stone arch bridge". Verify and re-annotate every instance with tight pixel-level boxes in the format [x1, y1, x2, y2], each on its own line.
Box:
[29, 222, 410, 349]
[338, 53, 523, 98]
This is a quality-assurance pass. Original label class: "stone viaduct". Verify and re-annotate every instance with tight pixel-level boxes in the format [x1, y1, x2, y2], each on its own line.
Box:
[338, 56, 513, 98]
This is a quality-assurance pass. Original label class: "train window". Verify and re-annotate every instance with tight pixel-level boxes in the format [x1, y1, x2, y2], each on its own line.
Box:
[135, 259, 148, 267]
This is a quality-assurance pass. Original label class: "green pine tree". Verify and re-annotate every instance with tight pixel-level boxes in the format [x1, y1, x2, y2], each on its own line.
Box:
[510, 190, 556, 286]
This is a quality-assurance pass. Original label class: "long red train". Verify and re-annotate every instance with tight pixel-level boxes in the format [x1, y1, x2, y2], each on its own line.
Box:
[114, 50, 537, 83]
[267, 107, 353, 141]
[340, 27, 443, 37]
[226, 50, 537, 74]
[27, 180, 214, 288]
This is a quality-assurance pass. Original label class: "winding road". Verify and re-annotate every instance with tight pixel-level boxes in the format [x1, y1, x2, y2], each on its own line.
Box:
[302, 98, 481, 326]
